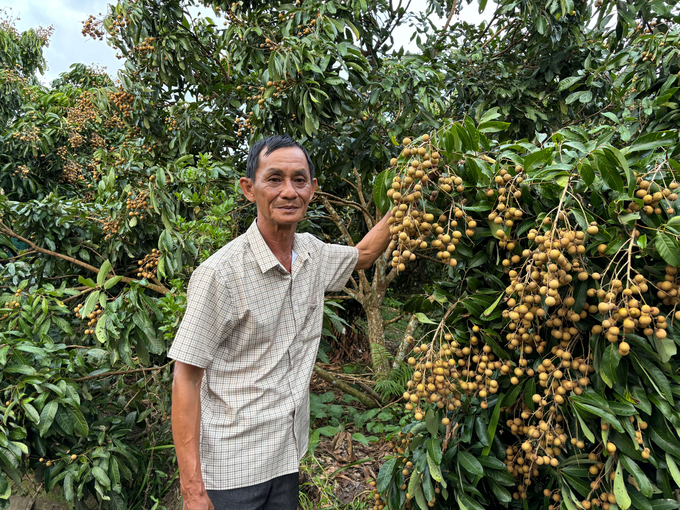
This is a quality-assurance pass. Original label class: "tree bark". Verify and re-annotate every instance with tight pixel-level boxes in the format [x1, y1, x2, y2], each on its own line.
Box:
[392, 314, 420, 369]
[313, 365, 380, 408]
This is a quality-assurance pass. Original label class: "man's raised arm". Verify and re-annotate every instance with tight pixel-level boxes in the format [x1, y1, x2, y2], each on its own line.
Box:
[355, 212, 392, 270]
[172, 361, 214, 510]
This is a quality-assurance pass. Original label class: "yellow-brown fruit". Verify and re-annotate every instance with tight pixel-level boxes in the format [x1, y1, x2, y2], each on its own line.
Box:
[403, 137, 412, 145]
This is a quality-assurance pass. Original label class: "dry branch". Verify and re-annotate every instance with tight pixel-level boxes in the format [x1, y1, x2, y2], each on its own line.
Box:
[0, 221, 170, 295]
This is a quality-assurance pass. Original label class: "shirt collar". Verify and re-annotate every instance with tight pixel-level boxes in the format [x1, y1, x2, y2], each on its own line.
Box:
[246, 220, 309, 274]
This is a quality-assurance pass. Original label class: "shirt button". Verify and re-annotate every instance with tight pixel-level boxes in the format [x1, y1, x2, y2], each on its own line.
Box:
[294, 305, 298, 311]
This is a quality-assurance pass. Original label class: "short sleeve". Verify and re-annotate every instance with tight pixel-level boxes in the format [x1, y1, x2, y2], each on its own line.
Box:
[322, 244, 359, 293]
[168, 264, 234, 368]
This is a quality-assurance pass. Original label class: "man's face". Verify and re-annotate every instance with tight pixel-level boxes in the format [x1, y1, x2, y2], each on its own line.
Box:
[239, 146, 317, 229]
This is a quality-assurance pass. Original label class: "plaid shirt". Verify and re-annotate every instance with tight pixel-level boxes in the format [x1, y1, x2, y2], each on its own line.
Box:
[168, 220, 358, 490]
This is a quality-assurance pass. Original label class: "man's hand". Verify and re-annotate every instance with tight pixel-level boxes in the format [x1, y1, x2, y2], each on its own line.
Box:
[182, 488, 214, 510]
[172, 362, 209, 510]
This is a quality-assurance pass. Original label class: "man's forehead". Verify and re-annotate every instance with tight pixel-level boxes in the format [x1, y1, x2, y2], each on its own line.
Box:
[259, 146, 309, 171]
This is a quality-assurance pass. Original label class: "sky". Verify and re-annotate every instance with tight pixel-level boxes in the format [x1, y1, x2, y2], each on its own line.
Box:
[4, 0, 491, 85]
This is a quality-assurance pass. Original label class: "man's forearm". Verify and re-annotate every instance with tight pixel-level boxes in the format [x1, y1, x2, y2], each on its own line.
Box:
[172, 363, 209, 503]
[355, 211, 392, 270]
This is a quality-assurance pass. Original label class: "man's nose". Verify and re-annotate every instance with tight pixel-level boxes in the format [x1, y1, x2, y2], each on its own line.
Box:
[280, 179, 297, 198]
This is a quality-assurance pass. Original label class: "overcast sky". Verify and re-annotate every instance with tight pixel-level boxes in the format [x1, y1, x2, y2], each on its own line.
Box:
[4, 0, 490, 86]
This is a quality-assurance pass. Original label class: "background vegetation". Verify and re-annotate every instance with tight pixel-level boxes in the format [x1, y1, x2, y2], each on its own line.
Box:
[1, 0, 679, 508]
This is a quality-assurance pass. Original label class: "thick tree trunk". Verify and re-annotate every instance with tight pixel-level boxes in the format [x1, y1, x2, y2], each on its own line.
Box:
[365, 305, 390, 373]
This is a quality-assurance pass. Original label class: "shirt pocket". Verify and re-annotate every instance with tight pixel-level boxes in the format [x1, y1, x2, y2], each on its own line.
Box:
[299, 298, 322, 341]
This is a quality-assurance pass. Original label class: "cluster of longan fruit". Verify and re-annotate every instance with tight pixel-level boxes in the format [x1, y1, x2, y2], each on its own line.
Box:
[295, 16, 316, 37]
[1, 290, 22, 319]
[102, 216, 121, 240]
[133, 36, 156, 55]
[105, 12, 131, 37]
[164, 116, 179, 132]
[368, 480, 386, 510]
[126, 191, 149, 219]
[81, 14, 105, 40]
[501, 225, 591, 356]
[486, 166, 525, 229]
[137, 249, 160, 280]
[657, 265, 680, 310]
[61, 160, 84, 185]
[385, 136, 473, 273]
[66, 91, 99, 130]
[402, 335, 507, 421]
[628, 177, 679, 215]
[592, 295, 665, 356]
[234, 116, 254, 137]
[110, 88, 134, 117]
[12, 165, 30, 179]
[12, 124, 40, 144]
[73, 303, 103, 335]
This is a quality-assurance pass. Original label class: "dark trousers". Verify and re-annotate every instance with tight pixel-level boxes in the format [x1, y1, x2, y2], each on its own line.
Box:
[205, 472, 299, 510]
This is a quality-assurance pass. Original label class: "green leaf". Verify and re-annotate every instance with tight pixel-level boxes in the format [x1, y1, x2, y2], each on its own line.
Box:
[22, 403, 40, 424]
[558, 75, 584, 91]
[572, 402, 622, 432]
[80, 290, 101, 319]
[655, 233, 680, 267]
[457, 451, 483, 477]
[619, 454, 653, 498]
[68, 407, 89, 438]
[601, 344, 621, 388]
[483, 293, 504, 317]
[407, 465, 422, 499]
[104, 276, 123, 290]
[574, 406, 596, 443]
[425, 408, 438, 436]
[414, 313, 437, 325]
[457, 492, 484, 510]
[427, 454, 444, 483]
[97, 260, 112, 287]
[63, 473, 74, 502]
[426, 437, 442, 464]
[95, 313, 108, 344]
[38, 401, 58, 437]
[372, 169, 392, 215]
[376, 457, 396, 493]
[91, 466, 111, 489]
[481, 393, 503, 456]
[78, 276, 96, 288]
[488, 478, 512, 502]
[614, 460, 631, 509]
[579, 162, 595, 187]
[597, 155, 624, 192]
[666, 453, 680, 489]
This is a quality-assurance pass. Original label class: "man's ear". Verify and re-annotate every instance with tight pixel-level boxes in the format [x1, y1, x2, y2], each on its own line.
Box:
[239, 177, 256, 203]
[310, 178, 318, 199]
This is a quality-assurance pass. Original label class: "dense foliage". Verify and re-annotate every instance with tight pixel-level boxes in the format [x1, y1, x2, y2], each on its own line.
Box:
[0, 0, 679, 508]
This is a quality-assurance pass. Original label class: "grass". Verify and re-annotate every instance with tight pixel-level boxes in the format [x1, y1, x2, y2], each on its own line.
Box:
[298, 454, 373, 510]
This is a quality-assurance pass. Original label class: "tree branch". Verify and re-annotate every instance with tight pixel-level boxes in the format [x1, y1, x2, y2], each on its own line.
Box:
[392, 313, 420, 369]
[75, 361, 174, 382]
[0, 221, 170, 295]
[433, 0, 459, 56]
[313, 364, 380, 408]
[319, 195, 371, 293]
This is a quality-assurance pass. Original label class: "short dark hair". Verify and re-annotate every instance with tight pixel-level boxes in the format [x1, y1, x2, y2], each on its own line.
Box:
[246, 135, 315, 181]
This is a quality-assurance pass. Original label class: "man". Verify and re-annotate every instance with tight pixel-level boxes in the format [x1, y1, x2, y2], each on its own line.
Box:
[169, 135, 392, 510]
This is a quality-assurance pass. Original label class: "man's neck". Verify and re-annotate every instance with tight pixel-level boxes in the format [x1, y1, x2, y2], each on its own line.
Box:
[256, 216, 296, 271]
